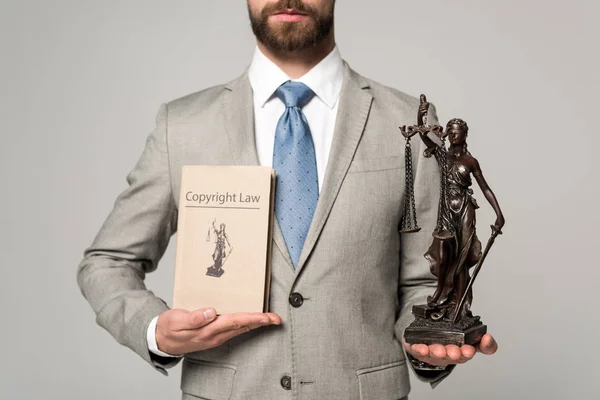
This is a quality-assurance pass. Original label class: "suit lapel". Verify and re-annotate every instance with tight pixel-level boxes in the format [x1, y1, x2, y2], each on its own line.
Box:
[222, 71, 260, 166]
[294, 63, 374, 277]
[222, 72, 296, 273]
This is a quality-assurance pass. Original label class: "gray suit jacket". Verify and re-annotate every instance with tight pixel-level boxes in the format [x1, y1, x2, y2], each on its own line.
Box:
[77, 62, 451, 400]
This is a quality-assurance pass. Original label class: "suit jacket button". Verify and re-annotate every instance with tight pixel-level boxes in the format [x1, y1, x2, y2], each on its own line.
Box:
[289, 293, 304, 308]
[280, 375, 292, 390]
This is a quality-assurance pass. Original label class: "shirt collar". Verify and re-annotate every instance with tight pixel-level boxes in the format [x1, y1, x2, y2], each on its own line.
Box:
[248, 45, 344, 109]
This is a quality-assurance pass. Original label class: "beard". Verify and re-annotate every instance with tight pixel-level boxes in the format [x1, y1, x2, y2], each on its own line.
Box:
[248, 0, 334, 52]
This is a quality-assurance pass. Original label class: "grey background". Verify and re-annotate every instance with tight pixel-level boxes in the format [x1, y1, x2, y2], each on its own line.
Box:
[0, 0, 598, 399]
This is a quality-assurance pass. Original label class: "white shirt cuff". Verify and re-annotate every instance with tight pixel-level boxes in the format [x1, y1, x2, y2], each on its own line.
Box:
[147, 315, 181, 358]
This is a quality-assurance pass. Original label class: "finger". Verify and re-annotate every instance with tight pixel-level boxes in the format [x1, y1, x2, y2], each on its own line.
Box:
[460, 345, 477, 360]
[264, 312, 283, 325]
[428, 344, 447, 360]
[172, 308, 218, 331]
[446, 345, 462, 361]
[206, 312, 280, 335]
[201, 316, 278, 348]
[209, 325, 252, 347]
[410, 344, 430, 358]
[478, 334, 498, 355]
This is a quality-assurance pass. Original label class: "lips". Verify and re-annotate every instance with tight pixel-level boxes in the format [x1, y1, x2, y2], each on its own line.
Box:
[272, 8, 309, 16]
[271, 8, 310, 22]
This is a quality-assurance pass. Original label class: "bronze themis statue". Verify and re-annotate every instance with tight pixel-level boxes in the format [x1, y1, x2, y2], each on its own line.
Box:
[401, 95, 505, 346]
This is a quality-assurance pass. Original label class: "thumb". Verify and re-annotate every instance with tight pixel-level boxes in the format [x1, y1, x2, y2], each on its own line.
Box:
[175, 308, 217, 330]
[478, 334, 498, 355]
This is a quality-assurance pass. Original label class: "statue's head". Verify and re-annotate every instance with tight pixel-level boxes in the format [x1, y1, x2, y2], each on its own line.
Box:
[446, 118, 469, 145]
[220, 223, 226, 231]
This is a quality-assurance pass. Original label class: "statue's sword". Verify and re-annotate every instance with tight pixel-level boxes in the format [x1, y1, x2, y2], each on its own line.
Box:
[452, 227, 502, 324]
[221, 246, 233, 268]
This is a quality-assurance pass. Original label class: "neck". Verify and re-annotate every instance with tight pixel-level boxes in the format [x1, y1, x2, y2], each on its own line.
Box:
[449, 144, 465, 156]
[257, 34, 336, 79]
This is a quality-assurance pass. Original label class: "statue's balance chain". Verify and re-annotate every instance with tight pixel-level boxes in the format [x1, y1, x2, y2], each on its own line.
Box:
[399, 136, 420, 233]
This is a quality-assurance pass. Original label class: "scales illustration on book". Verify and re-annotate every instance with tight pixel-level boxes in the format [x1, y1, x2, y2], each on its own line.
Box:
[206, 219, 233, 278]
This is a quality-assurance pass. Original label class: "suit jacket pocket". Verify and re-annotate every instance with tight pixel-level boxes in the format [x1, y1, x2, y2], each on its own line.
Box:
[181, 358, 237, 400]
[347, 156, 403, 174]
[356, 359, 410, 400]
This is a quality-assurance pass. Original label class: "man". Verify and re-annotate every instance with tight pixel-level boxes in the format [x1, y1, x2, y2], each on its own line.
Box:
[77, 1, 498, 398]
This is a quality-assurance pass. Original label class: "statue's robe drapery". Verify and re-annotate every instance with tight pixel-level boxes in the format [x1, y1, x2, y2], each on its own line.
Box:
[424, 146, 482, 317]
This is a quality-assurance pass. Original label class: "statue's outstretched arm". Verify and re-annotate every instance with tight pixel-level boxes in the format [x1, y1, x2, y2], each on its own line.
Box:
[418, 131, 438, 150]
[472, 158, 505, 233]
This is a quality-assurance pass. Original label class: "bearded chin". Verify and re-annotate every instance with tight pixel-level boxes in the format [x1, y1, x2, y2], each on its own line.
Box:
[249, 8, 334, 52]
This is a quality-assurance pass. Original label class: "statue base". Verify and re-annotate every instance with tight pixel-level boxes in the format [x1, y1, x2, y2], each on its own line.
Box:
[404, 304, 487, 346]
[206, 266, 225, 278]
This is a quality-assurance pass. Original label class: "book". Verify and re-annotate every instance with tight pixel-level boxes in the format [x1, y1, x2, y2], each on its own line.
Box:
[173, 165, 276, 314]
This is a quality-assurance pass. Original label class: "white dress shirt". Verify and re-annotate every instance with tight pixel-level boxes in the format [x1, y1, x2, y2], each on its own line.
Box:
[250, 45, 344, 190]
[147, 45, 345, 358]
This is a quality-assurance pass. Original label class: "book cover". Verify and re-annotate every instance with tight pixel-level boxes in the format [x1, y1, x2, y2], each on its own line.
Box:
[173, 165, 276, 314]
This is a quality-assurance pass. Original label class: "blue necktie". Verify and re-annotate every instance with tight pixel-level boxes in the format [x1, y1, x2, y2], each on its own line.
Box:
[273, 81, 318, 268]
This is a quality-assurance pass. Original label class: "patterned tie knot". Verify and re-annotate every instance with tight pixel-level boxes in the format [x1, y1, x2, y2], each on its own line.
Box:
[275, 81, 315, 109]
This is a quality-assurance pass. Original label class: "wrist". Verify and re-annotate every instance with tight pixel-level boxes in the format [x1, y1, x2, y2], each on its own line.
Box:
[147, 315, 181, 358]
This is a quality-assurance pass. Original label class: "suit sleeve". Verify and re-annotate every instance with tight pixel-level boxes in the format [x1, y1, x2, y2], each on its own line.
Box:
[393, 104, 455, 387]
[76, 103, 181, 374]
